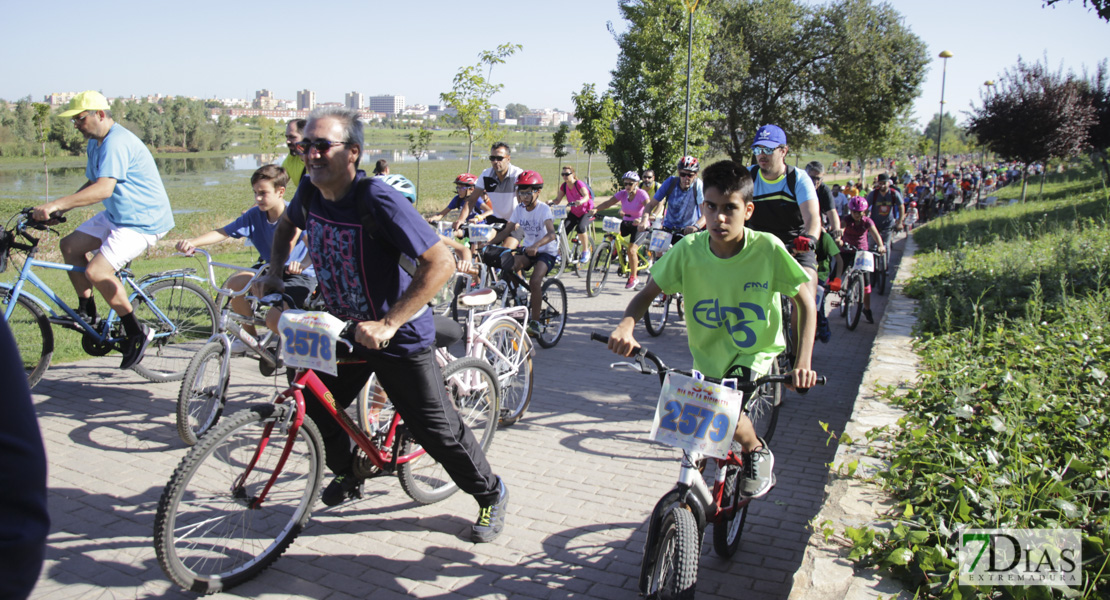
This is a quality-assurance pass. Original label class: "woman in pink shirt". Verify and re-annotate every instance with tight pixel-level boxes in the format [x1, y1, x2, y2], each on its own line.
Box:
[552, 165, 595, 265]
[594, 171, 651, 289]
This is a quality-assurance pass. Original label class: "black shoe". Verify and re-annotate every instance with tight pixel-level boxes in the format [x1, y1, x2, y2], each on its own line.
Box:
[863, 309, 874, 324]
[119, 324, 153, 370]
[471, 477, 508, 543]
[321, 473, 362, 507]
[75, 309, 98, 328]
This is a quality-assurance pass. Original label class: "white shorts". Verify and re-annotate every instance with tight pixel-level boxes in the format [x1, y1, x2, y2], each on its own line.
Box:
[75, 211, 168, 270]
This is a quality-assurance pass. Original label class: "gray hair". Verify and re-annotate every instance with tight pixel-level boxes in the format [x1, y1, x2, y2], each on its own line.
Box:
[307, 106, 364, 165]
[805, 160, 824, 175]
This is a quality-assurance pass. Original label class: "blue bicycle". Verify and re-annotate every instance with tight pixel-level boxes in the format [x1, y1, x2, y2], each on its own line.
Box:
[0, 209, 218, 387]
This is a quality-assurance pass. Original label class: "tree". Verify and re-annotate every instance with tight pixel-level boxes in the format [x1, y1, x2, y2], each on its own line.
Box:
[1043, 0, 1110, 21]
[1078, 60, 1110, 182]
[258, 118, 283, 156]
[439, 43, 522, 173]
[504, 103, 530, 120]
[967, 57, 1097, 201]
[407, 126, 433, 200]
[608, 0, 717, 180]
[571, 84, 619, 184]
[552, 122, 570, 175]
[31, 103, 51, 197]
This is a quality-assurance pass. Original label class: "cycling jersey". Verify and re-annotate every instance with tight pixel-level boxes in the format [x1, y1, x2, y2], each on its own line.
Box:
[747, 165, 817, 245]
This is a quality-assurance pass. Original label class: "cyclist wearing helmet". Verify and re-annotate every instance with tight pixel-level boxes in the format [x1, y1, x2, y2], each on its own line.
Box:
[831, 196, 885, 324]
[487, 170, 558, 336]
[426, 173, 492, 232]
[643, 156, 706, 246]
[904, 200, 919, 232]
[594, 170, 652, 288]
[453, 141, 523, 249]
[263, 107, 508, 542]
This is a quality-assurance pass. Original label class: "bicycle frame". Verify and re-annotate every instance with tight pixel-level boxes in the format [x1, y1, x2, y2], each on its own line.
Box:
[190, 249, 280, 371]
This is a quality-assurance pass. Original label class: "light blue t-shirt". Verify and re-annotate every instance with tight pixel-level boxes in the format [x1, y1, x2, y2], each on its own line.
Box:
[223, 204, 314, 277]
[654, 176, 704, 230]
[85, 123, 174, 235]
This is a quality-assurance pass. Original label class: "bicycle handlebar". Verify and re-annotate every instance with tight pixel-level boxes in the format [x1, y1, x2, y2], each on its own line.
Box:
[179, 248, 266, 299]
[590, 332, 826, 392]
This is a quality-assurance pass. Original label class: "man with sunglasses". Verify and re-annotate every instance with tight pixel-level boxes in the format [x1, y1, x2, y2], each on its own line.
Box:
[281, 119, 307, 191]
[453, 142, 523, 249]
[643, 156, 706, 247]
[32, 90, 175, 370]
[262, 107, 509, 543]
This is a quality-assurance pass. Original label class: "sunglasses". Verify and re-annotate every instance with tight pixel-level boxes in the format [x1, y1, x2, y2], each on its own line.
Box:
[455, 184, 472, 190]
[516, 187, 537, 197]
[623, 181, 636, 186]
[296, 139, 349, 154]
[752, 146, 781, 156]
[489, 155, 507, 162]
[70, 112, 91, 124]
[679, 171, 696, 178]
[561, 172, 572, 176]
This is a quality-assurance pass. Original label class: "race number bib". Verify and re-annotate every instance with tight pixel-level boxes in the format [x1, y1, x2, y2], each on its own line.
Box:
[468, 224, 494, 242]
[650, 371, 743, 458]
[277, 311, 346, 376]
[550, 204, 568, 220]
[854, 250, 874, 272]
[649, 229, 672, 253]
[602, 216, 621, 233]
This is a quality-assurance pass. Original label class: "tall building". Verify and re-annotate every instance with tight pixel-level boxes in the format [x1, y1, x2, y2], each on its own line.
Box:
[297, 89, 316, 111]
[368, 95, 405, 115]
[344, 92, 364, 110]
[254, 89, 277, 110]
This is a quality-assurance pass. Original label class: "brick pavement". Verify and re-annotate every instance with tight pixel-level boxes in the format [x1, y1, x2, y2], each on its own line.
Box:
[29, 236, 910, 599]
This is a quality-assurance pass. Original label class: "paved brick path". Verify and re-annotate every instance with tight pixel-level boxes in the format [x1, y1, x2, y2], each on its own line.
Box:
[29, 239, 907, 599]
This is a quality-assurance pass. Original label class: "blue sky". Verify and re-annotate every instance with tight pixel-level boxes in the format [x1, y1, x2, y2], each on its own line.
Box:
[2, 0, 1106, 131]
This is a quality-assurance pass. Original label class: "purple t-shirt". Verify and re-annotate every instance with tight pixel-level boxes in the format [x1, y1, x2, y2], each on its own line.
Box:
[841, 215, 876, 251]
[288, 171, 438, 356]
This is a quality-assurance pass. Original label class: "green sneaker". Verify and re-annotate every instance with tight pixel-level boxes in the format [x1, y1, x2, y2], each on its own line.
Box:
[321, 473, 362, 507]
[471, 478, 508, 543]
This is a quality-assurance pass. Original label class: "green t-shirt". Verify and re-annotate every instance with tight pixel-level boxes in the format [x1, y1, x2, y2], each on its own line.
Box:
[816, 231, 840, 282]
[282, 153, 306, 192]
[651, 229, 810, 376]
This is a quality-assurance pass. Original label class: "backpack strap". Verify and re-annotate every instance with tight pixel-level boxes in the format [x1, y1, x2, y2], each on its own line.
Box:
[785, 165, 798, 199]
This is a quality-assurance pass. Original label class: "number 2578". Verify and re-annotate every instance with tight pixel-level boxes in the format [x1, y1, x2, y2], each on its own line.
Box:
[282, 328, 332, 361]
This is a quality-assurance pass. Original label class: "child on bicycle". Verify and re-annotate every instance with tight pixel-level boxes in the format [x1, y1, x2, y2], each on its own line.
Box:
[608, 160, 818, 499]
[829, 196, 885, 324]
[593, 170, 651, 289]
[175, 165, 315, 352]
[485, 171, 557, 337]
[426, 173, 493, 238]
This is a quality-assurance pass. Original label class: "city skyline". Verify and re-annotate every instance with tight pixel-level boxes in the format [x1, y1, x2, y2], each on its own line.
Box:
[3, 0, 1107, 131]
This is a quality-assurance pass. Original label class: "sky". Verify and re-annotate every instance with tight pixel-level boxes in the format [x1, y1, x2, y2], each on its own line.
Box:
[2, 0, 1107, 132]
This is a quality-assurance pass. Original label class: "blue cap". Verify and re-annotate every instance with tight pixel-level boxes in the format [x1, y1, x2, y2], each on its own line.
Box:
[751, 124, 787, 148]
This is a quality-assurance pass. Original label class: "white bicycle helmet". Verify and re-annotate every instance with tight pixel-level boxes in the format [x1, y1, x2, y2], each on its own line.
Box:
[380, 174, 417, 204]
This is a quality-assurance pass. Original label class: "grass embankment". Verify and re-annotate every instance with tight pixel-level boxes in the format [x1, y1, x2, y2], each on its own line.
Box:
[846, 169, 1110, 599]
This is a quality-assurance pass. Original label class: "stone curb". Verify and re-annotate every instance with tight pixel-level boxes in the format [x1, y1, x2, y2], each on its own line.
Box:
[788, 232, 922, 600]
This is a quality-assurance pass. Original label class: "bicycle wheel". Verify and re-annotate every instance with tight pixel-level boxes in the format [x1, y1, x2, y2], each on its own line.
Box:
[398, 357, 499, 504]
[355, 373, 398, 436]
[482, 318, 533, 427]
[644, 276, 670, 337]
[712, 443, 749, 558]
[535, 278, 567, 348]
[745, 359, 783, 443]
[875, 253, 888, 296]
[177, 341, 229, 446]
[645, 506, 698, 600]
[131, 279, 219, 383]
[1, 290, 53, 388]
[154, 404, 324, 594]
[585, 240, 613, 298]
[548, 233, 569, 279]
[844, 274, 864, 331]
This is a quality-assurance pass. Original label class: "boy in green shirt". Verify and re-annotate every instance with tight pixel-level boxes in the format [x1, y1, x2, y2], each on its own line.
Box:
[608, 160, 819, 498]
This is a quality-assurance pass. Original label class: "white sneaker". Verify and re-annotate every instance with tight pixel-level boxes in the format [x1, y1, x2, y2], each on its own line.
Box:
[579, 250, 591, 264]
[229, 337, 252, 355]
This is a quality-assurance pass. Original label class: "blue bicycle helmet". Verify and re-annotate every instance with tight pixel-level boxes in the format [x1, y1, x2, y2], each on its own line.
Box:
[381, 174, 417, 204]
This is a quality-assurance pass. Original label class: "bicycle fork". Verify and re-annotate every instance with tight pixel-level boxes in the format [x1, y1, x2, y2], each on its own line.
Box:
[638, 452, 715, 594]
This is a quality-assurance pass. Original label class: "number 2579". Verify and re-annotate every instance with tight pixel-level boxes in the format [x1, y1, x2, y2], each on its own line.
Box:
[658, 401, 732, 442]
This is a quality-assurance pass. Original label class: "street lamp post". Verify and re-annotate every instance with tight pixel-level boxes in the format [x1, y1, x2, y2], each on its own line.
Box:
[933, 50, 953, 203]
[978, 80, 996, 206]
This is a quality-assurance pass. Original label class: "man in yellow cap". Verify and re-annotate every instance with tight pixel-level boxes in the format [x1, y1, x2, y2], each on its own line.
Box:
[32, 90, 175, 369]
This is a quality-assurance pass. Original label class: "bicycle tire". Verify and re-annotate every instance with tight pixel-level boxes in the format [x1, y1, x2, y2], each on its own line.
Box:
[549, 233, 569, 279]
[1, 291, 53, 388]
[712, 442, 749, 558]
[746, 358, 783, 443]
[154, 404, 324, 594]
[482, 318, 533, 427]
[535, 278, 567, 348]
[131, 279, 219, 383]
[176, 341, 229, 446]
[398, 357, 499, 504]
[875, 253, 888, 296]
[845, 274, 864, 331]
[585, 240, 613, 298]
[645, 506, 698, 600]
[778, 296, 796, 373]
[355, 373, 399, 437]
[644, 275, 670, 337]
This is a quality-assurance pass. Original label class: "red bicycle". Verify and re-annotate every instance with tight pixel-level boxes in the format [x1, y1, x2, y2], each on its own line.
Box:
[153, 314, 499, 594]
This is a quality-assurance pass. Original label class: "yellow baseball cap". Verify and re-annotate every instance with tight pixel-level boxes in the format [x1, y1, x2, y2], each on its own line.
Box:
[59, 90, 111, 117]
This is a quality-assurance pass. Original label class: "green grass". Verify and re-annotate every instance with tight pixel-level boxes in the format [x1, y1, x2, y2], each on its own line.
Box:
[841, 167, 1110, 599]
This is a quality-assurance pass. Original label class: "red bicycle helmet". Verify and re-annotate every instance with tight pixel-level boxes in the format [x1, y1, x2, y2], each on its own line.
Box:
[454, 173, 477, 186]
[516, 170, 544, 188]
[677, 156, 700, 172]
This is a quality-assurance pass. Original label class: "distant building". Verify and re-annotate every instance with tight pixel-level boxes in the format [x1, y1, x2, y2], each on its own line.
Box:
[368, 95, 404, 115]
[255, 89, 278, 110]
[345, 92, 364, 110]
[489, 107, 505, 121]
[44, 92, 79, 107]
[296, 89, 316, 111]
